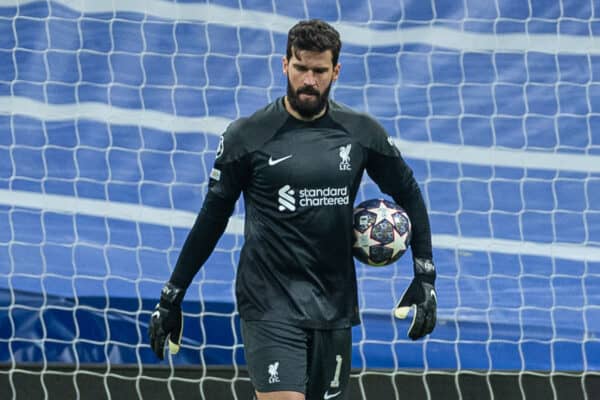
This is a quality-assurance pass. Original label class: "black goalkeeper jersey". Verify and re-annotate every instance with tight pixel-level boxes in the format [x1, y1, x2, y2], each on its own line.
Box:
[170, 97, 432, 329]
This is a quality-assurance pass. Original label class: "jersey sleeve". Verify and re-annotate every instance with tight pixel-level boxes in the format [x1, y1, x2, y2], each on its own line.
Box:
[365, 123, 433, 261]
[168, 122, 251, 290]
[209, 120, 252, 200]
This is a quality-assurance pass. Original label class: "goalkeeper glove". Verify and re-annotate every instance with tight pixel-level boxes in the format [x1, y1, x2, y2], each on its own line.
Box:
[394, 258, 437, 340]
[149, 282, 185, 360]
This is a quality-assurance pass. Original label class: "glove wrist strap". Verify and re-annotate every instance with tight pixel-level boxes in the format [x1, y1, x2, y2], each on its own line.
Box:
[413, 258, 436, 284]
[160, 282, 185, 306]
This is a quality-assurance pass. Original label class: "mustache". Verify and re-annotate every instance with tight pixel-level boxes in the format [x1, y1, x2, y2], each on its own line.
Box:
[296, 86, 320, 96]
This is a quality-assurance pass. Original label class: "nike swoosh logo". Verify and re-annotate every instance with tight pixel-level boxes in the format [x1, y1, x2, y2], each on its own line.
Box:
[268, 154, 292, 166]
[324, 391, 341, 399]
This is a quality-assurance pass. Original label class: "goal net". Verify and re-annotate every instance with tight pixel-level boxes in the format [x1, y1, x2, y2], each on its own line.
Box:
[1, 0, 599, 399]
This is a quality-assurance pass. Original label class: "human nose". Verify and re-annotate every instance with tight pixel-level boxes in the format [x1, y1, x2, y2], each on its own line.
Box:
[303, 71, 317, 86]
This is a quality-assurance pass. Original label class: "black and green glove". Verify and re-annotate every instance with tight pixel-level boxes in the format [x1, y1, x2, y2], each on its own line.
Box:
[394, 258, 437, 340]
[148, 282, 185, 360]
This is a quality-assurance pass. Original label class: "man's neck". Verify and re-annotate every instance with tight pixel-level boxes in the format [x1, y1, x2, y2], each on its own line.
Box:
[283, 96, 328, 121]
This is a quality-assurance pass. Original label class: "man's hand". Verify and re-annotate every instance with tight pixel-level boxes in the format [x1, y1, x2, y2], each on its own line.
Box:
[394, 258, 437, 340]
[148, 282, 185, 360]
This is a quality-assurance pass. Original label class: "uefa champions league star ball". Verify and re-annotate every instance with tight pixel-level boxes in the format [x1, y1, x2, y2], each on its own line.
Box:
[352, 198, 412, 266]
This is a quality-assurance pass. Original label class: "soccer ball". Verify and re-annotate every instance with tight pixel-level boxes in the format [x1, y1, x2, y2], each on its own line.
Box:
[352, 198, 412, 266]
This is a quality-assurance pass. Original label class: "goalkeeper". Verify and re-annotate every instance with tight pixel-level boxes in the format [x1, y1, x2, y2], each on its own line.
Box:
[149, 19, 436, 400]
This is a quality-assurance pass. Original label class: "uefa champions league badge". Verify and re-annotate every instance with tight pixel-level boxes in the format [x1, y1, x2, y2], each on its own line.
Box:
[216, 135, 224, 158]
[387, 136, 396, 148]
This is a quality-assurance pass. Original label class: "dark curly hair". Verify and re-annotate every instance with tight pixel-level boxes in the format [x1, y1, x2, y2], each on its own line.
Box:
[286, 19, 342, 66]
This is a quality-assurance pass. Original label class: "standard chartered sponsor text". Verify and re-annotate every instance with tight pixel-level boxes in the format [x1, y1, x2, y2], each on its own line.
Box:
[298, 187, 349, 207]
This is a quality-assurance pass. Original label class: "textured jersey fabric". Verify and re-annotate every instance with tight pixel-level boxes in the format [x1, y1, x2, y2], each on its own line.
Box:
[170, 97, 432, 329]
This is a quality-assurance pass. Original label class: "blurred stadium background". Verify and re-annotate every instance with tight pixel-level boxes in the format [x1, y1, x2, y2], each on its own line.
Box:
[1, 0, 600, 399]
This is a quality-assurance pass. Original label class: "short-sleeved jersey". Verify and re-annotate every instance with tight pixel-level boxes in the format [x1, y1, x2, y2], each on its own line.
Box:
[207, 97, 431, 329]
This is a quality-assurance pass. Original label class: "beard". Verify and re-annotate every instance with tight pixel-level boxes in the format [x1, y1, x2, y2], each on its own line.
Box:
[286, 79, 332, 119]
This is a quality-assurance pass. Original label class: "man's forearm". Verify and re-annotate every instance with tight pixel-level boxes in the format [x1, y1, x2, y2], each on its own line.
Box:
[168, 191, 236, 289]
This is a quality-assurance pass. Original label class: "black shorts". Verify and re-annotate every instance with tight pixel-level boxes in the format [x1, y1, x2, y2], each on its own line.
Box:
[241, 319, 351, 400]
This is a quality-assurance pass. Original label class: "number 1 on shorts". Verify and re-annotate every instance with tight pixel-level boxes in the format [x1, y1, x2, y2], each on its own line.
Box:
[330, 354, 342, 388]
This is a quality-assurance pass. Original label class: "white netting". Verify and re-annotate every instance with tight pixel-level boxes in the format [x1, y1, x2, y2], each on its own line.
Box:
[1, 0, 599, 399]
